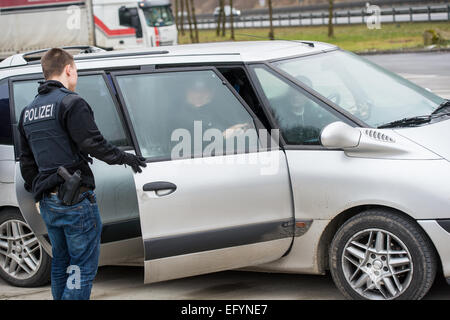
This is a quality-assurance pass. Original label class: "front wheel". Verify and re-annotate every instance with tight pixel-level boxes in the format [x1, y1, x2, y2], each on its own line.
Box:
[329, 209, 437, 300]
[0, 208, 51, 287]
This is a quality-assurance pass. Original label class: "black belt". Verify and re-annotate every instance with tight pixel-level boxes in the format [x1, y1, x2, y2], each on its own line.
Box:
[48, 186, 91, 194]
[79, 186, 92, 194]
[46, 186, 94, 204]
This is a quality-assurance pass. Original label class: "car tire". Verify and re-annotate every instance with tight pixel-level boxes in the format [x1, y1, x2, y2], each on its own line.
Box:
[329, 208, 437, 300]
[0, 208, 51, 287]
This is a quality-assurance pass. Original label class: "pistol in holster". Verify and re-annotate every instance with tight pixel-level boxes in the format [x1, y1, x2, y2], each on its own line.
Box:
[57, 166, 82, 206]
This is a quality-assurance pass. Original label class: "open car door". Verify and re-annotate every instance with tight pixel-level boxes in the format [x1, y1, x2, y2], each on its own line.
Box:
[112, 67, 295, 283]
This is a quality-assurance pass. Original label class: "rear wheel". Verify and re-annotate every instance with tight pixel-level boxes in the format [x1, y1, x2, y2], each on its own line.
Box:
[329, 209, 437, 300]
[0, 208, 51, 287]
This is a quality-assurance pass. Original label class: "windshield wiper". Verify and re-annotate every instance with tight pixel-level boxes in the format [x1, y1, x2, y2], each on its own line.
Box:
[378, 116, 432, 129]
[378, 110, 450, 129]
[378, 100, 450, 129]
[431, 100, 450, 115]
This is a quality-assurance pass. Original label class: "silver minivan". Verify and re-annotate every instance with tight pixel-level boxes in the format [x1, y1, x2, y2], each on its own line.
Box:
[0, 41, 449, 300]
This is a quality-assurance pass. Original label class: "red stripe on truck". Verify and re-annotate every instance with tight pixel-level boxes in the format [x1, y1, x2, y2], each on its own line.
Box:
[154, 27, 160, 46]
[94, 15, 136, 37]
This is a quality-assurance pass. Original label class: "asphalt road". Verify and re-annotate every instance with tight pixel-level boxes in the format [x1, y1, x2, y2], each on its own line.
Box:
[366, 51, 450, 99]
[1, 267, 450, 300]
[1, 52, 449, 300]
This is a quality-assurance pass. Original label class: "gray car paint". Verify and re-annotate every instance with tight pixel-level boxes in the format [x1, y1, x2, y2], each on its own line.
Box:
[395, 118, 450, 161]
[132, 151, 295, 283]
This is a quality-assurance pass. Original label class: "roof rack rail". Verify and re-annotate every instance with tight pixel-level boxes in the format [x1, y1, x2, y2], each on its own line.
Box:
[25, 49, 171, 65]
[0, 46, 106, 69]
[73, 50, 170, 61]
[298, 41, 315, 47]
[24, 46, 105, 58]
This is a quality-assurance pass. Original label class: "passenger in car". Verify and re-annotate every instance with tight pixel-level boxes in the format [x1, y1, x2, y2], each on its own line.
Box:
[169, 77, 252, 156]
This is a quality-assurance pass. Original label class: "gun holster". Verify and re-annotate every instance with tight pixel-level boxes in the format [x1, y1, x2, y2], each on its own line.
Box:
[57, 167, 82, 206]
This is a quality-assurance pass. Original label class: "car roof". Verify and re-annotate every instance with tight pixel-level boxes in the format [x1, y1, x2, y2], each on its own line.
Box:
[0, 41, 337, 78]
[81, 40, 336, 62]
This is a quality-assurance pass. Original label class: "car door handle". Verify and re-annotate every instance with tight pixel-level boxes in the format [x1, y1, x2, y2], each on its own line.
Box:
[143, 182, 177, 194]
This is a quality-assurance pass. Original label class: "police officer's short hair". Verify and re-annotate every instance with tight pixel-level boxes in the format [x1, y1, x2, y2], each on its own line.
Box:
[41, 48, 75, 80]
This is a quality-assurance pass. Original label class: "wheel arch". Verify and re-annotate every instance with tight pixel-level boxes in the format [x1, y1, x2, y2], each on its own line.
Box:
[0, 205, 23, 217]
[316, 204, 442, 275]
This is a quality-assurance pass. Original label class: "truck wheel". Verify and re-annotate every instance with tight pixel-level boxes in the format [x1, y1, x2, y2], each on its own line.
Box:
[329, 209, 437, 300]
[0, 208, 51, 287]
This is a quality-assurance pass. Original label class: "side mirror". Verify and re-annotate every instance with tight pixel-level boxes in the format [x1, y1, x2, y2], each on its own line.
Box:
[320, 120, 434, 159]
[320, 121, 361, 149]
[119, 6, 143, 39]
[130, 15, 140, 29]
[119, 6, 132, 26]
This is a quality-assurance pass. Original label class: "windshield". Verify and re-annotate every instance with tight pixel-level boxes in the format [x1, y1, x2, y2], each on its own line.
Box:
[273, 50, 445, 128]
[142, 6, 174, 27]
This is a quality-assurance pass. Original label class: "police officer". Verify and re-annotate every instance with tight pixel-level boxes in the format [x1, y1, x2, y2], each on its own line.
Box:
[18, 48, 147, 300]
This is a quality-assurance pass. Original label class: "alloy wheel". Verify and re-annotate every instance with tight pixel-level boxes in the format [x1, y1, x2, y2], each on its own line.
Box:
[0, 219, 42, 281]
[341, 228, 413, 300]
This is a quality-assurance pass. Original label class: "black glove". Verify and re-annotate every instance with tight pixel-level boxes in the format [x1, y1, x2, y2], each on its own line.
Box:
[122, 153, 147, 173]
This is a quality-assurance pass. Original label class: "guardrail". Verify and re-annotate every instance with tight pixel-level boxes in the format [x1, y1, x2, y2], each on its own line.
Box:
[193, 5, 450, 29]
[195, 0, 448, 19]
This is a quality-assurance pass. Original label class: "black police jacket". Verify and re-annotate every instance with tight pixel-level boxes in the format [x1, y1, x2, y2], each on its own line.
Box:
[18, 80, 128, 202]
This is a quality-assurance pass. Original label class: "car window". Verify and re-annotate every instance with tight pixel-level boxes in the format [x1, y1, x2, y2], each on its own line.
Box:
[12, 80, 38, 119]
[278, 61, 357, 112]
[252, 66, 341, 146]
[75, 75, 129, 147]
[0, 80, 12, 145]
[273, 51, 445, 128]
[115, 70, 258, 160]
[12, 75, 129, 147]
[142, 6, 174, 27]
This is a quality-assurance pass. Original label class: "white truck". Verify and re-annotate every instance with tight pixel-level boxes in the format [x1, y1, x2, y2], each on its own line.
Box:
[0, 0, 178, 59]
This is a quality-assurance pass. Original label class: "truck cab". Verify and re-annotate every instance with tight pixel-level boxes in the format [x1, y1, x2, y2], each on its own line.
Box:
[94, 0, 178, 50]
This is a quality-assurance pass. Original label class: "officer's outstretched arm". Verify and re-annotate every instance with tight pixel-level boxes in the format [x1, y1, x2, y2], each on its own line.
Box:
[64, 97, 125, 165]
[64, 96, 146, 173]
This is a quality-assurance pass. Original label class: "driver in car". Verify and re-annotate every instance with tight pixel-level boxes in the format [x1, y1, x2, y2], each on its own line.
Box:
[273, 76, 321, 144]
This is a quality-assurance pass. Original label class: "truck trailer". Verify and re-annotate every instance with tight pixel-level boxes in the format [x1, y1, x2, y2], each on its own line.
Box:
[0, 0, 178, 59]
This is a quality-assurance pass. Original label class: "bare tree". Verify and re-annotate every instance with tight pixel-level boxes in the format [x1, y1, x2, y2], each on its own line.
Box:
[216, 0, 223, 36]
[328, 0, 334, 37]
[185, 0, 194, 43]
[221, 0, 226, 37]
[229, 0, 235, 40]
[190, 0, 199, 43]
[174, 0, 179, 32]
[180, 0, 185, 36]
[268, 0, 274, 40]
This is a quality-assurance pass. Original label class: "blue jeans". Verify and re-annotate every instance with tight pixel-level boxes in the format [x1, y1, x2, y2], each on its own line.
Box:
[39, 190, 102, 300]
